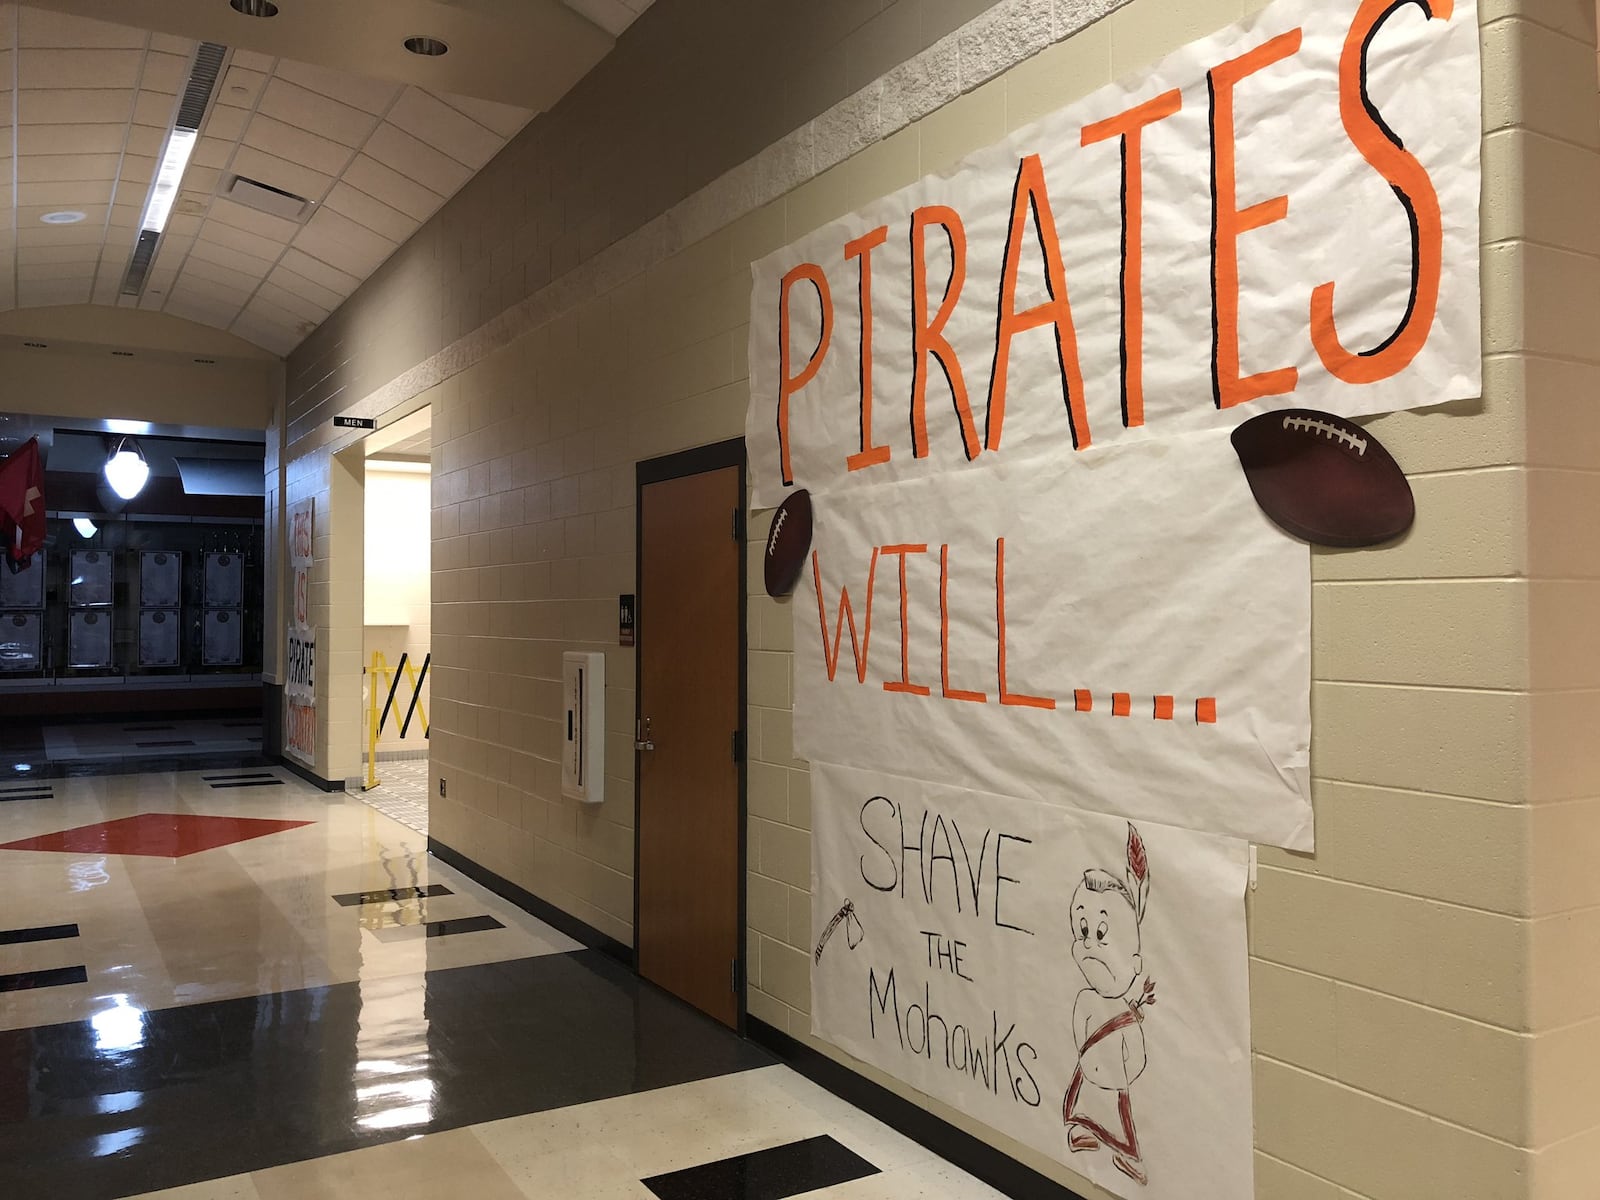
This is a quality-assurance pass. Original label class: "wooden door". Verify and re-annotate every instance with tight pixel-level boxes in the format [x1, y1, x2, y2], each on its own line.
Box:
[637, 457, 742, 1027]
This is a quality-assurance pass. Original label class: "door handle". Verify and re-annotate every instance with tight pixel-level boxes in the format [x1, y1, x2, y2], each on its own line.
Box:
[634, 716, 654, 752]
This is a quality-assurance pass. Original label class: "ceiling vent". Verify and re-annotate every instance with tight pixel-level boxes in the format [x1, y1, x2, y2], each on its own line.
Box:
[224, 175, 312, 222]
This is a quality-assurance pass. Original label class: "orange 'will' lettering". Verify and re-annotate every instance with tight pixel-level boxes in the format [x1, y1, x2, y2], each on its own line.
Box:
[813, 548, 878, 683]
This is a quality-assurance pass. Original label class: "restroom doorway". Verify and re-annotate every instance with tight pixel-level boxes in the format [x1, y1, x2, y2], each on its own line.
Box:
[635, 439, 746, 1028]
[360, 407, 432, 831]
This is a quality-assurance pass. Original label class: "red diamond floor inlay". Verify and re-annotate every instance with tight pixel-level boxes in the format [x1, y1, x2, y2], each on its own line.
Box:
[0, 813, 313, 858]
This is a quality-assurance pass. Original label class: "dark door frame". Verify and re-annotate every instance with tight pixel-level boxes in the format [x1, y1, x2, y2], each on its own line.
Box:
[633, 436, 748, 1031]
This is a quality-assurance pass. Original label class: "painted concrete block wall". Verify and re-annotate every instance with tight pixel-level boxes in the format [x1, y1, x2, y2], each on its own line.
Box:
[274, 0, 1596, 1196]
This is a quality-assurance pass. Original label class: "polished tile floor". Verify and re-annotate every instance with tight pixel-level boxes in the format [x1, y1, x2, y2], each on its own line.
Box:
[0, 770, 1000, 1199]
[359, 756, 429, 835]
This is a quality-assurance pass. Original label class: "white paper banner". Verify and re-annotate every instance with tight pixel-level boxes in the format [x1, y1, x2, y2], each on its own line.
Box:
[746, 0, 1481, 508]
[285, 497, 315, 765]
[796, 426, 1311, 848]
[811, 762, 1253, 1199]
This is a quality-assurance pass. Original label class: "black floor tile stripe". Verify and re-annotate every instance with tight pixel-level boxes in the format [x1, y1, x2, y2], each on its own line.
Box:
[331, 884, 452, 907]
[642, 1135, 880, 1200]
[122, 725, 177, 733]
[0, 950, 774, 1199]
[134, 740, 196, 748]
[424, 915, 503, 937]
[0, 924, 79, 946]
[0, 965, 88, 992]
[209, 780, 286, 790]
[0, 790, 54, 802]
[201, 773, 277, 782]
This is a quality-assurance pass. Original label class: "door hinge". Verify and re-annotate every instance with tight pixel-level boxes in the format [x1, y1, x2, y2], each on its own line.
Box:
[731, 957, 742, 994]
[732, 506, 745, 542]
[732, 729, 745, 763]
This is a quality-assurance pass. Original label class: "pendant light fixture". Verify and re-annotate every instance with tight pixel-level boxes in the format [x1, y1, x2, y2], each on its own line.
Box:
[104, 437, 151, 500]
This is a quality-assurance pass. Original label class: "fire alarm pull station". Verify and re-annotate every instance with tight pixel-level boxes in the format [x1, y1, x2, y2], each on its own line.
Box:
[561, 651, 604, 804]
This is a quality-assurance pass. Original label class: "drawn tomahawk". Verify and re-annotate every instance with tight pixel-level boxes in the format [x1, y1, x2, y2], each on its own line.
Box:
[814, 899, 865, 962]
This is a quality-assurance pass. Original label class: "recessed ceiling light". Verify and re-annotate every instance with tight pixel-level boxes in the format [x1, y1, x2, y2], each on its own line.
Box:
[40, 211, 86, 225]
[404, 36, 448, 56]
[229, 0, 279, 16]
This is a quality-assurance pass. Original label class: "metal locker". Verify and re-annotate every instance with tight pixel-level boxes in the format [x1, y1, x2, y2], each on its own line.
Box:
[138, 609, 181, 667]
[140, 551, 182, 608]
[0, 553, 44, 609]
[69, 550, 113, 607]
[69, 610, 113, 667]
[203, 553, 243, 607]
[0, 612, 42, 671]
[201, 609, 242, 666]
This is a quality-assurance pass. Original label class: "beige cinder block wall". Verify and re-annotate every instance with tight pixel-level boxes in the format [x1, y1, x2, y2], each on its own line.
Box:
[274, 0, 1599, 1195]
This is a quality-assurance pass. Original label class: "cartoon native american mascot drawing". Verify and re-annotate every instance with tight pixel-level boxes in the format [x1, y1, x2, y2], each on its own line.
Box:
[1064, 823, 1157, 1187]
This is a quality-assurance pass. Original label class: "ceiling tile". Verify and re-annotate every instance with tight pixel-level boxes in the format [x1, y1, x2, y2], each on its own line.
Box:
[198, 217, 288, 263]
[323, 181, 414, 245]
[19, 279, 94, 307]
[203, 103, 250, 143]
[218, 64, 267, 109]
[112, 179, 151, 210]
[208, 197, 302, 244]
[342, 154, 444, 223]
[183, 251, 269, 293]
[18, 203, 107, 227]
[16, 244, 103, 266]
[16, 87, 134, 125]
[164, 290, 242, 329]
[293, 206, 396, 279]
[363, 122, 471, 200]
[17, 224, 103, 248]
[125, 125, 164, 157]
[249, 286, 328, 328]
[149, 32, 196, 56]
[229, 145, 333, 208]
[119, 154, 158, 183]
[18, 8, 146, 49]
[108, 202, 142, 229]
[140, 51, 190, 95]
[228, 315, 301, 357]
[184, 166, 221, 195]
[19, 48, 142, 90]
[18, 260, 94, 283]
[169, 271, 253, 308]
[132, 89, 180, 128]
[17, 123, 125, 156]
[242, 113, 351, 177]
[92, 276, 121, 306]
[191, 136, 235, 171]
[266, 263, 344, 313]
[17, 179, 114, 208]
[16, 154, 123, 183]
[439, 92, 532, 140]
[388, 88, 502, 170]
[166, 215, 203, 239]
[228, 49, 276, 73]
[188, 238, 277, 280]
[257, 77, 378, 149]
[273, 58, 399, 115]
[279, 247, 360, 297]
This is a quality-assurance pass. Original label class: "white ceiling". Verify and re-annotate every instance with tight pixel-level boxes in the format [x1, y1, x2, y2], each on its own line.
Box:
[0, 0, 655, 357]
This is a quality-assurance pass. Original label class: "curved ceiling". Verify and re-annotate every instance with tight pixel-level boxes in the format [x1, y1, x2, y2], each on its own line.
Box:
[0, 0, 654, 356]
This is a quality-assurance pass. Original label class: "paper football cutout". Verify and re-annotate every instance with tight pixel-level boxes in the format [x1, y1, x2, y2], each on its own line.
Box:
[1230, 409, 1414, 548]
[764, 489, 813, 597]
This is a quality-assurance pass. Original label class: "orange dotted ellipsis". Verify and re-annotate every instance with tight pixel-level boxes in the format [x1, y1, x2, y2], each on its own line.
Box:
[1196, 697, 1218, 724]
[1153, 695, 1174, 720]
[1111, 693, 1132, 717]
[1074, 689, 1093, 713]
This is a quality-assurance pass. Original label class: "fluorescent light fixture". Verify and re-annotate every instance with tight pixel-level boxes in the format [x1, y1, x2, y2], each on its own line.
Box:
[139, 128, 198, 235]
[73, 518, 98, 538]
[104, 419, 152, 436]
[367, 459, 430, 474]
[105, 438, 151, 500]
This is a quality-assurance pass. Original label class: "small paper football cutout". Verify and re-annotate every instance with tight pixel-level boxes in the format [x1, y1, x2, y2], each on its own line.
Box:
[1231, 409, 1414, 548]
[764, 489, 813, 597]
